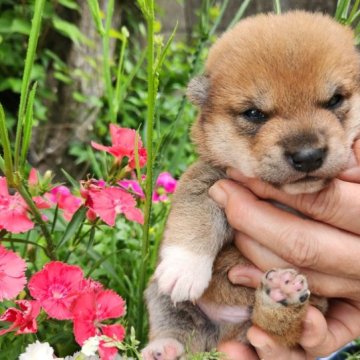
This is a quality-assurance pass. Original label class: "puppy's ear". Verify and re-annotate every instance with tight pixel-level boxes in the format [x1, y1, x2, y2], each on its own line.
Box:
[186, 75, 209, 107]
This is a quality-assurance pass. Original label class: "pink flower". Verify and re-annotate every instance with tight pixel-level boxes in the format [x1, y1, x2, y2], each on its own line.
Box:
[0, 177, 34, 233]
[0, 300, 40, 335]
[99, 324, 126, 360]
[86, 186, 144, 225]
[0, 246, 27, 301]
[28, 261, 85, 320]
[118, 180, 145, 199]
[28, 168, 39, 188]
[72, 289, 125, 360]
[153, 172, 177, 203]
[46, 186, 82, 221]
[91, 125, 147, 169]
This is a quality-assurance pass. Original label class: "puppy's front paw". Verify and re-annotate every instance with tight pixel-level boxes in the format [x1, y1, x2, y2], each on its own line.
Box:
[141, 338, 185, 360]
[155, 246, 213, 303]
[261, 268, 310, 306]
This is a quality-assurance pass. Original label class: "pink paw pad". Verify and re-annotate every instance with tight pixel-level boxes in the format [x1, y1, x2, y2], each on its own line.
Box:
[262, 268, 310, 306]
[142, 338, 184, 360]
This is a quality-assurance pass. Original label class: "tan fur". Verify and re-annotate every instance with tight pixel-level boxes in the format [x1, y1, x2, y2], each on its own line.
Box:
[143, 12, 360, 359]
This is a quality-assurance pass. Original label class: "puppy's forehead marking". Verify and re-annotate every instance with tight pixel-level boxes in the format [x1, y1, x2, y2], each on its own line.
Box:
[205, 12, 360, 114]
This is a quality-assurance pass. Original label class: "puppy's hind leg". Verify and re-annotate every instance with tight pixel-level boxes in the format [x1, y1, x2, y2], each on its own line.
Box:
[143, 280, 219, 359]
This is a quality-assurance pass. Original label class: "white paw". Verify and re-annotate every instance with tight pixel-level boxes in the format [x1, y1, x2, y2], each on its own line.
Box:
[141, 338, 184, 360]
[155, 246, 213, 303]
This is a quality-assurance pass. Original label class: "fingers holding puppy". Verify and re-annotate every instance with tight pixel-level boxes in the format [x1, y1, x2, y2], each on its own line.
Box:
[209, 180, 360, 281]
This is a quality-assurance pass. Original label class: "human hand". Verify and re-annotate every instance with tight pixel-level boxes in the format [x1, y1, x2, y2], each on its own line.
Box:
[210, 140, 360, 358]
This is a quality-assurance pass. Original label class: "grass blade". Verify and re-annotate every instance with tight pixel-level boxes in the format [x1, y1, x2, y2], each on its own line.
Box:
[0, 104, 14, 183]
[14, 0, 46, 172]
[20, 82, 37, 170]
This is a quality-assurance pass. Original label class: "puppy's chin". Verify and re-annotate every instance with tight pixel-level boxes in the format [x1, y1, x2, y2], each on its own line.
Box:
[280, 178, 329, 195]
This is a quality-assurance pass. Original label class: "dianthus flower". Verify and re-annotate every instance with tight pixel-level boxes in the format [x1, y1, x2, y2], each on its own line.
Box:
[85, 186, 144, 225]
[0, 177, 34, 233]
[0, 300, 40, 335]
[152, 172, 177, 203]
[28, 261, 86, 320]
[118, 179, 145, 199]
[91, 125, 147, 169]
[46, 185, 82, 221]
[0, 245, 27, 301]
[72, 289, 126, 360]
[19, 341, 54, 360]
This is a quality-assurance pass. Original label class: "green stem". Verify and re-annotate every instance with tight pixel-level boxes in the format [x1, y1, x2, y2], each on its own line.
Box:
[14, 0, 46, 172]
[273, 0, 281, 14]
[137, 0, 155, 343]
[0, 237, 47, 252]
[103, 0, 116, 122]
[16, 182, 56, 260]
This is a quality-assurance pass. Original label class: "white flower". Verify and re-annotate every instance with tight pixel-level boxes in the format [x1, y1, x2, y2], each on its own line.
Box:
[63, 351, 99, 360]
[81, 336, 100, 356]
[19, 341, 54, 360]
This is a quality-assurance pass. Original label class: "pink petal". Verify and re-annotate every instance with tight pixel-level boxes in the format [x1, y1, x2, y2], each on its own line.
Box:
[156, 172, 177, 193]
[73, 318, 97, 346]
[29, 261, 85, 320]
[102, 324, 125, 342]
[0, 209, 34, 233]
[28, 169, 38, 187]
[95, 290, 126, 321]
[98, 341, 118, 360]
[123, 207, 144, 224]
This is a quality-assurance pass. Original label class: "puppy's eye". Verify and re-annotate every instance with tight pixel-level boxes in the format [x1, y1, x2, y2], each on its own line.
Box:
[325, 94, 344, 110]
[243, 109, 267, 122]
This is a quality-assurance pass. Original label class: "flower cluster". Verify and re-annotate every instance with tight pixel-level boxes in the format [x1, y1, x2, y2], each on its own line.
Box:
[0, 125, 176, 234]
[0, 125, 178, 359]
[0, 247, 125, 360]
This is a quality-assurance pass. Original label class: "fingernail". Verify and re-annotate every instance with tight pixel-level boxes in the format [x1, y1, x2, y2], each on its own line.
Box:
[209, 183, 228, 207]
[226, 168, 249, 183]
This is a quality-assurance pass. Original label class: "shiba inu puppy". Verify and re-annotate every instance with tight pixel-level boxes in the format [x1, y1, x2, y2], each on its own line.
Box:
[142, 11, 360, 359]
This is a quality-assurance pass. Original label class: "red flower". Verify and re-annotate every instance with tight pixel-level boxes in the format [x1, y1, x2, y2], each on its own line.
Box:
[0, 246, 27, 301]
[91, 125, 147, 169]
[28, 261, 85, 320]
[86, 186, 144, 226]
[46, 186, 82, 221]
[0, 177, 34, 233]
[0, 300, 40, 335]
[99, 324, 126, 360]
[72, 289, 126, 359]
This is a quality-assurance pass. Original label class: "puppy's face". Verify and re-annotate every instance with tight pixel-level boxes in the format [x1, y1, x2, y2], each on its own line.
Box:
[189, 12, 360, 194]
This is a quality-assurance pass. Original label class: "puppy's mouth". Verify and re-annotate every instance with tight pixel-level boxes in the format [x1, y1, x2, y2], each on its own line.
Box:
[292, 175, 321, 184]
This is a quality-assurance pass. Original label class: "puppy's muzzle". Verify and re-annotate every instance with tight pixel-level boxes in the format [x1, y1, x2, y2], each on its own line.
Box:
[286, 147, 327, 172]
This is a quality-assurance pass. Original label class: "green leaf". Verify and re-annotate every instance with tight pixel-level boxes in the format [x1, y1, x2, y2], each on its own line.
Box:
[58, 0, 80, 10]
[53, 71, 73, 84]
[56, 206, 87, 249]
[20, 82, 37, 170]
[60, 169, 80, 189]
[154, 22, 178, 75]
[11, 19, 31, 35]
[52, 16, 92, 46]
[87, 0, 105, 35]
[14, 0, 46, 173]
[0, 104, 13, 183]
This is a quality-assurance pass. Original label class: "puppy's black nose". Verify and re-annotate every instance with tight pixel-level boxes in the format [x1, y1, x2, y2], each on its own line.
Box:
[286, 148, 326, 172]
